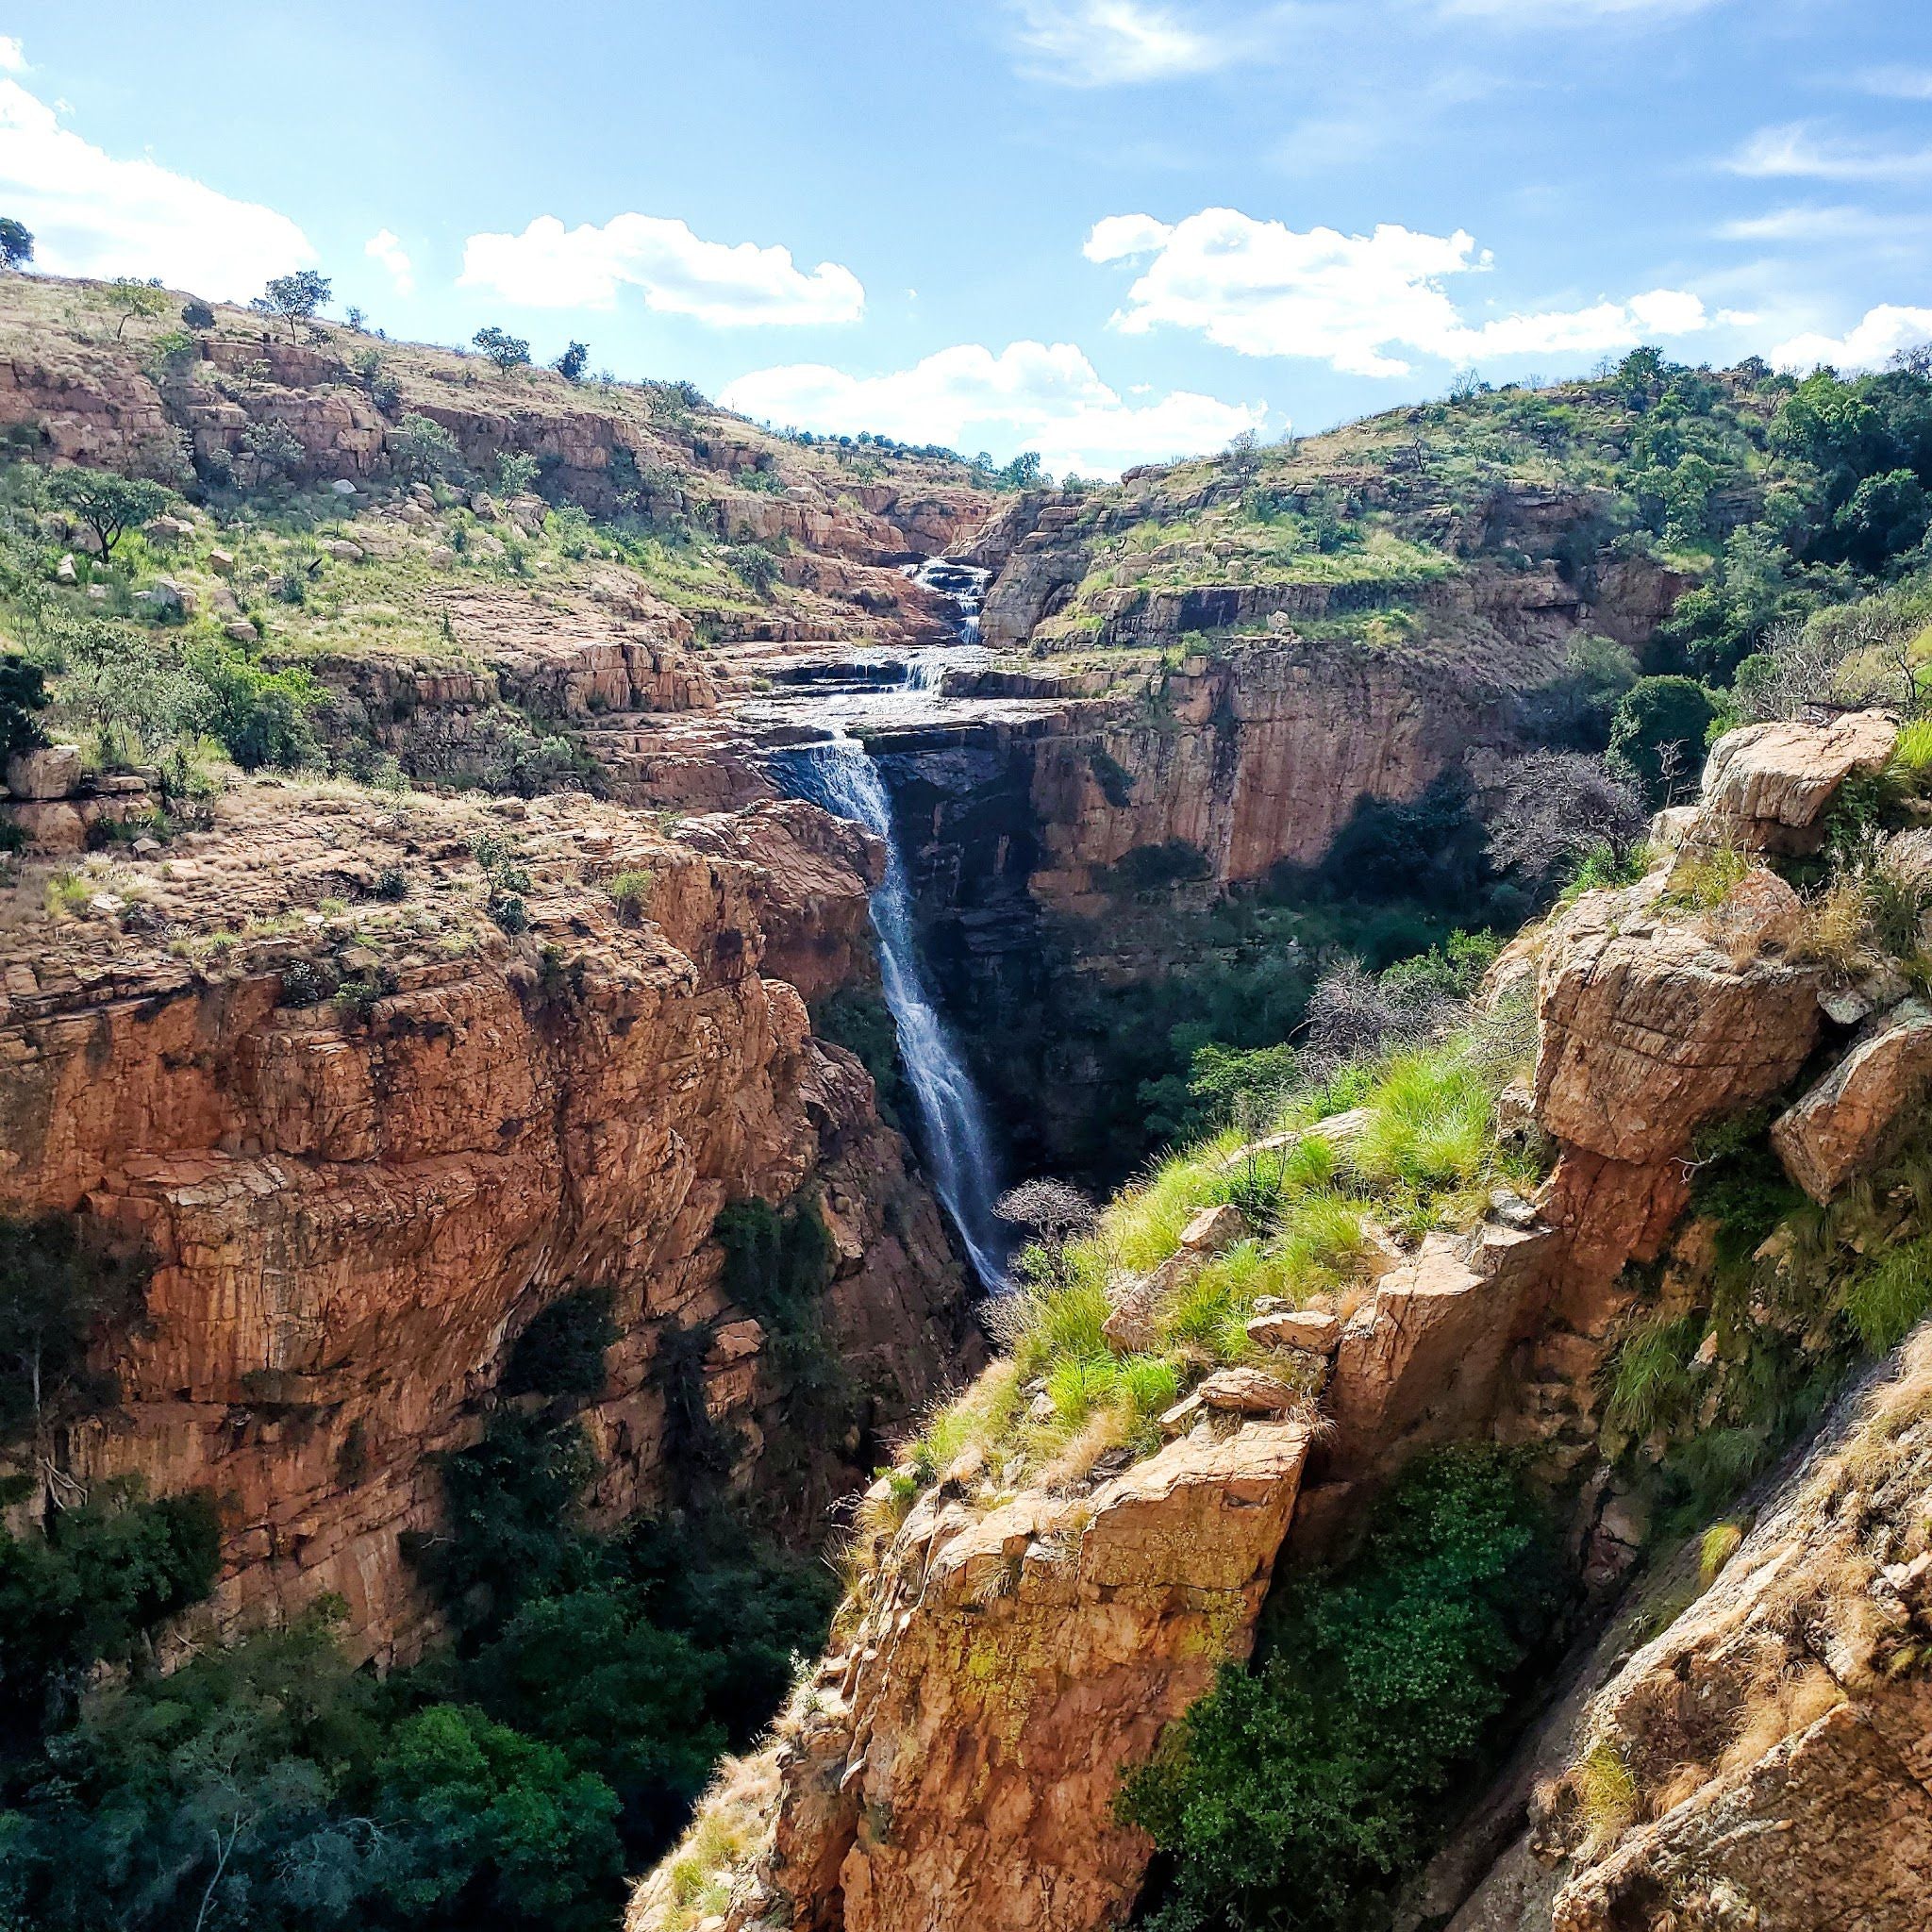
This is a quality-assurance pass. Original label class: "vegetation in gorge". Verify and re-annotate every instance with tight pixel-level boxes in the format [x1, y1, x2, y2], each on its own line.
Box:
[1600, 1112, 1932, 1524]
[1118, 1449, 1565, 1932]
[0, 1418, 836, 1932]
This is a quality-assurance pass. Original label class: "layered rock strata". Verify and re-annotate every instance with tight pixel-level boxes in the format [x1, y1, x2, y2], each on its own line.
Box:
[0, 782, 974, 1658]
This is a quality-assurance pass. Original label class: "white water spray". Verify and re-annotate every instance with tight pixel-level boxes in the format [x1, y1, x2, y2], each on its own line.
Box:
[782, 734, 1008, 1291]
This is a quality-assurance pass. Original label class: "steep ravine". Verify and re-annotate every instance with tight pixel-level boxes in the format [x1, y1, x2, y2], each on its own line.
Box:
[634, 707, 1932, 1932]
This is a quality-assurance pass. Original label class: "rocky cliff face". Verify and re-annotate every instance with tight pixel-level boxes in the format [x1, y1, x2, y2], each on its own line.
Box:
[0, 782, 977, 1659]
[1442, 1328, 1932, 1932]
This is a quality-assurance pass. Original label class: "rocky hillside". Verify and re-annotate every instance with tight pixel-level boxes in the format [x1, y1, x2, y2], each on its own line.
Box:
[8, 282, 1932, 1932]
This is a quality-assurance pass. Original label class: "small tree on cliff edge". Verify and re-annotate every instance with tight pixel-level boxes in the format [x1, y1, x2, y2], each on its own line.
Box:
[552, 340, 590, 383]
[254, 269, 331, 341]
[0, 218, 32, 270]
[475, 325, 532, 376]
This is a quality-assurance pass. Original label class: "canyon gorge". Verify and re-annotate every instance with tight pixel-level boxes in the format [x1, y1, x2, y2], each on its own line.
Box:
[5, 270, 1932, 1932]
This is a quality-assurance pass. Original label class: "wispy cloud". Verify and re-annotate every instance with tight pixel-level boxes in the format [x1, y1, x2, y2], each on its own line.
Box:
[0, 72, 312, 297]
[1085, 206, 1723, 375]
[458, 213, 863, 326]
[1008, 1, 1245, 86]
[364, 227, 414, 297]
[1436, 0, 1724, 20]
[721, 340, 1263, 479]
[1715, 204, 1931, 243]
[1726, 122, 1932, 182]
[1857, 65, 1932, 101]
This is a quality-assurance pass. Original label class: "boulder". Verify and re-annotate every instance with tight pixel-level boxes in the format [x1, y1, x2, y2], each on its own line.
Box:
[1324, 1226, 1556, 1490]
[1245, 1307, 1341, 1354]
[1883, 824, 1932, 888]
[326, 540, 364, 563]
[329, 477, 357, 497]
[1535, 880, 1822, 1165]
[224, 620, 260, 643]
[1696, 709, 1899, 853]
[143, 514, 194, 545]
[1178, 1202, 1246, 1254]
[1194, 1366, 1300, 1415]
[5, 743, 83, 801]
[54, 552, 76, 585]
[138, 577, 196, 620]
[208, 549, 237, 575]
[1772, 1000, 1932, 1202]
[705, 1318, 766, 1367]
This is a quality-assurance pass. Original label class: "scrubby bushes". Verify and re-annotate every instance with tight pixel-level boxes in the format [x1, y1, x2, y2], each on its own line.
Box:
[0, 1380, 834, 1932]
[1118, 1448, 1565, 1932]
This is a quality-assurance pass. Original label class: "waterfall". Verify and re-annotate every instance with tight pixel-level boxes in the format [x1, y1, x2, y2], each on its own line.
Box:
[780, 734, 1008, 1291]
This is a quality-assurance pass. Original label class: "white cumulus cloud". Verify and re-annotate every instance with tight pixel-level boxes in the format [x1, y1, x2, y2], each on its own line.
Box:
[1008, 1, 1236, 86]
[0, 76, 313, 298]
[1770, 304, 1932, 373]
[458, 212, 863, 326]
[1086, 208, 1717, 375]
[720, 341, 1263, 480]
[0, 37, 25, 73]
[364, 227, 414, 296]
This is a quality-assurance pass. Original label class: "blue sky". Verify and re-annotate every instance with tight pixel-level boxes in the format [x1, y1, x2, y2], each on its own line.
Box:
[2, 1, 1929, 475]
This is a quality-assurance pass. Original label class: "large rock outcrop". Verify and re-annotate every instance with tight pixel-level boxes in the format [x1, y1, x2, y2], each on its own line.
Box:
[634, 1423, 1311, 1932]
[0, 783, 974, 1658]
[1533, 874, 1821, 1167]
[1445, 1326, 1932, 1932]
[1696, 709, 1898, 854]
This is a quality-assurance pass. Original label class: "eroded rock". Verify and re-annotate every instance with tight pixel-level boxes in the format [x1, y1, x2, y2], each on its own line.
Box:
[1696, 709, 1898, 854]
[676, 1422, 1312, 1932]
[1773, 1000, 1932, 1201]
[1534, 879, 1821, 1165]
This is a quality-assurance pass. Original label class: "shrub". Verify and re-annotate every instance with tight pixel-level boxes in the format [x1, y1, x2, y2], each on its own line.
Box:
[495, 449, 541, 497]
[392, 410, 464, 482]
[724, 541, 781, 592]
[0, 1479, 220, 1742]
[1117, 1449, 1563, 1932]
[713, 1195, 833, 1336]
[607, 866, 655, 920]
[1104, 840, 1210, 894]
[0, 650, 49, 758]
[180, 296, 215, 330]
[504, 1286, 619, 1400]
[0, 1214, 148, 1436]
[1840, 1236, 1932, 1353]
[1607, 675, 1726, 808]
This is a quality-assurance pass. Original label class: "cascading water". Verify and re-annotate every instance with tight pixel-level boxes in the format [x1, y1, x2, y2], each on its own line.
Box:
[779, 733, 1009, 1291]
[898, 558, 991, 691]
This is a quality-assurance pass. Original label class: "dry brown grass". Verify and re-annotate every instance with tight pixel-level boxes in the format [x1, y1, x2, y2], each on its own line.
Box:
[628, 1744, 783, 1932]
[1716, 1664, 1844, 1776]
